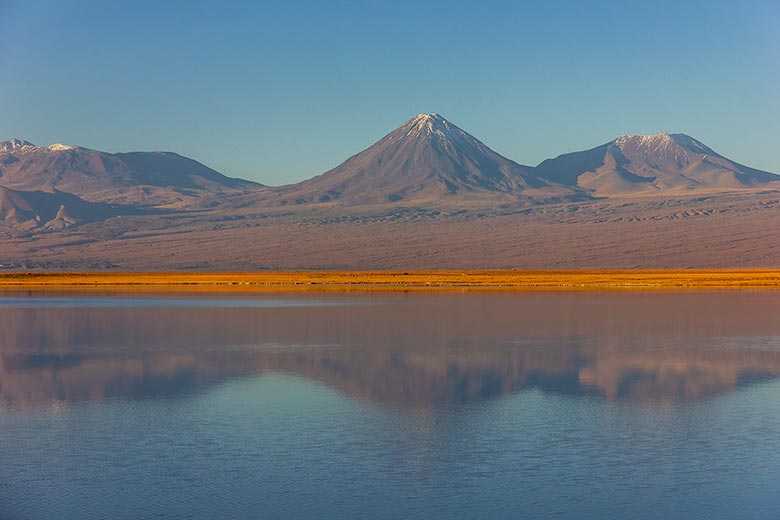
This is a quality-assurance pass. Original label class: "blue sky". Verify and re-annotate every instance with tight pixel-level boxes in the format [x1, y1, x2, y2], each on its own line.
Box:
[1, 0, 778, 185]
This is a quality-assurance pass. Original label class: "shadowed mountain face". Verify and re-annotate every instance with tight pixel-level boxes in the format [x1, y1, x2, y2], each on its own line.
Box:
[0, 139, 262, 207]
[534, 133, 780, 196]
[0, 186, 128, 231]
[267, 114, 585, 206]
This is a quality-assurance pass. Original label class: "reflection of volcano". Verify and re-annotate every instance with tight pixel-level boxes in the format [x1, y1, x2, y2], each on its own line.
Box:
[270, 347, 780, 404]
[2, 292, 780, 409]
[3, 342, 780, 410]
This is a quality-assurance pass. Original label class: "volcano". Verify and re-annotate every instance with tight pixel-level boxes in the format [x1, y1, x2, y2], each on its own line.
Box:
[534, 133, 780, 197]
[271, 114, 584, 206]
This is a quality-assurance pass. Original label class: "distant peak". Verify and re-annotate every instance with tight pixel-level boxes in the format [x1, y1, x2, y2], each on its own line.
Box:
[0, 138, 37, 152]
[614, 133, 681, 156]
[614, 132, 712, 155]
[397, 113, 488, 155]
[403, 113, 463, 138]
[616, 132, 673, 145]
[7, 137, 36, 147]
[412, 113, 443, 121]
[406, 113, 447, 130]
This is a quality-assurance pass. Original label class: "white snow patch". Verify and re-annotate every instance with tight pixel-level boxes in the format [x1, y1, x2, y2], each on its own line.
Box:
[402, 113, 488, 152]
[615, 133, 692, 164]
[0, 138, 37, 153]
[47, 144, 75, 151]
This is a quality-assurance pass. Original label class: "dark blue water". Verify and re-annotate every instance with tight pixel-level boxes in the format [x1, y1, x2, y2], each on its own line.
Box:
[1, 292, 779, 519]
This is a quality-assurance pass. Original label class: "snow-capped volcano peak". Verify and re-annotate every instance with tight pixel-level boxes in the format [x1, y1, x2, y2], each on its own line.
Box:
[412, 113, 442, 122]
[0, 137, 79, 154]
[405, 113, 449, 135]
[400, 113, 488, 154]
[0, 138, 37, 153]
[613, 132, 698, 168]
[614, 132, 716, 158]
[275, 112, 583, 206]
[535, 131, 778, 196]
[615, 132, 674, 149]
[1, 139, 80, 154]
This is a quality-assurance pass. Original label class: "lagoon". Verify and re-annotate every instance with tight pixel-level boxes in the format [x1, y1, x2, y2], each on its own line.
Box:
[1, 291, 780, 519]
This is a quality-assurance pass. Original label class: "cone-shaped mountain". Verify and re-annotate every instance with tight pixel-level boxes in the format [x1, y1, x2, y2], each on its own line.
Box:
[273, 114, 584, 205]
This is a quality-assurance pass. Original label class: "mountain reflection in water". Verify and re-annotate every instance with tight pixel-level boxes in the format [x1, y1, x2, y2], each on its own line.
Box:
[1, 291, 780, 409]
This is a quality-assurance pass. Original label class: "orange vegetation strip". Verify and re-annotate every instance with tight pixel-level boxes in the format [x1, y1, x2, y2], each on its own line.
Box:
[1, 270, 780, 291]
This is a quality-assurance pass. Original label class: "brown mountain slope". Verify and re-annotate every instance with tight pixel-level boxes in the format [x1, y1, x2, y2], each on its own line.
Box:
[264, 114, 586, 206]
[0, 186, 126, 231]
[534, 133, 780, 196]
[0, 139, 262, 207]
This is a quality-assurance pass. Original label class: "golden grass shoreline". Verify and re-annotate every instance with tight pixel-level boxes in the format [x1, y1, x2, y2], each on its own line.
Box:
[2, 270, 780, 292]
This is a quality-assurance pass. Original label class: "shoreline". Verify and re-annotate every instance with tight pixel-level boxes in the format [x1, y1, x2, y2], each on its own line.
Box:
[2, 270, 780, 292]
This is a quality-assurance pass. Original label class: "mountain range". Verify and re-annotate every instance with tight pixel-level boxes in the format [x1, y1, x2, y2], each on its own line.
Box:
[2, 114, 779, 269]
[0, 138, 260, 207]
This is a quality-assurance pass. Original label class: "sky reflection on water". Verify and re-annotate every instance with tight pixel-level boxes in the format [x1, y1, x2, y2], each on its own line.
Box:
[1, 292, 780, 519]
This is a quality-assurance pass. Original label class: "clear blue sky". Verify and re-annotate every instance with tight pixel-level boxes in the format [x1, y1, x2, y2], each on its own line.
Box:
[1, 0, 778, 185]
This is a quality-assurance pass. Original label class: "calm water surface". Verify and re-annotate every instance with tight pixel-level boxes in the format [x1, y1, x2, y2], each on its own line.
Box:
[1, 291, 780, 519]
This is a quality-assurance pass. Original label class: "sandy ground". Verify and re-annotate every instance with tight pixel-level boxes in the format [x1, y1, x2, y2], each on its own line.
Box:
[2, 192, 780, 270]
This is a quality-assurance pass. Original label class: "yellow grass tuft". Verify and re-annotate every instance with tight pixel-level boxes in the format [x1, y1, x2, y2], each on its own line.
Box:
[1, 270, 780, 292]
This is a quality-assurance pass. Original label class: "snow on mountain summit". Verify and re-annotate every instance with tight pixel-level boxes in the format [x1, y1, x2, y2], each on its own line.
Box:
[0, 137, 262, 206]
[1, 139, 76, 154]
[612, 133, 723, 166]
[535, 131, 779, 196]
[268, 112, 584, 206]
[0, 138, 37, 153]
[616, 132, 674, 148]
[615, 133, 715, 156]
[47, 144, 76, 151]
[400, 113, 490, 154]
